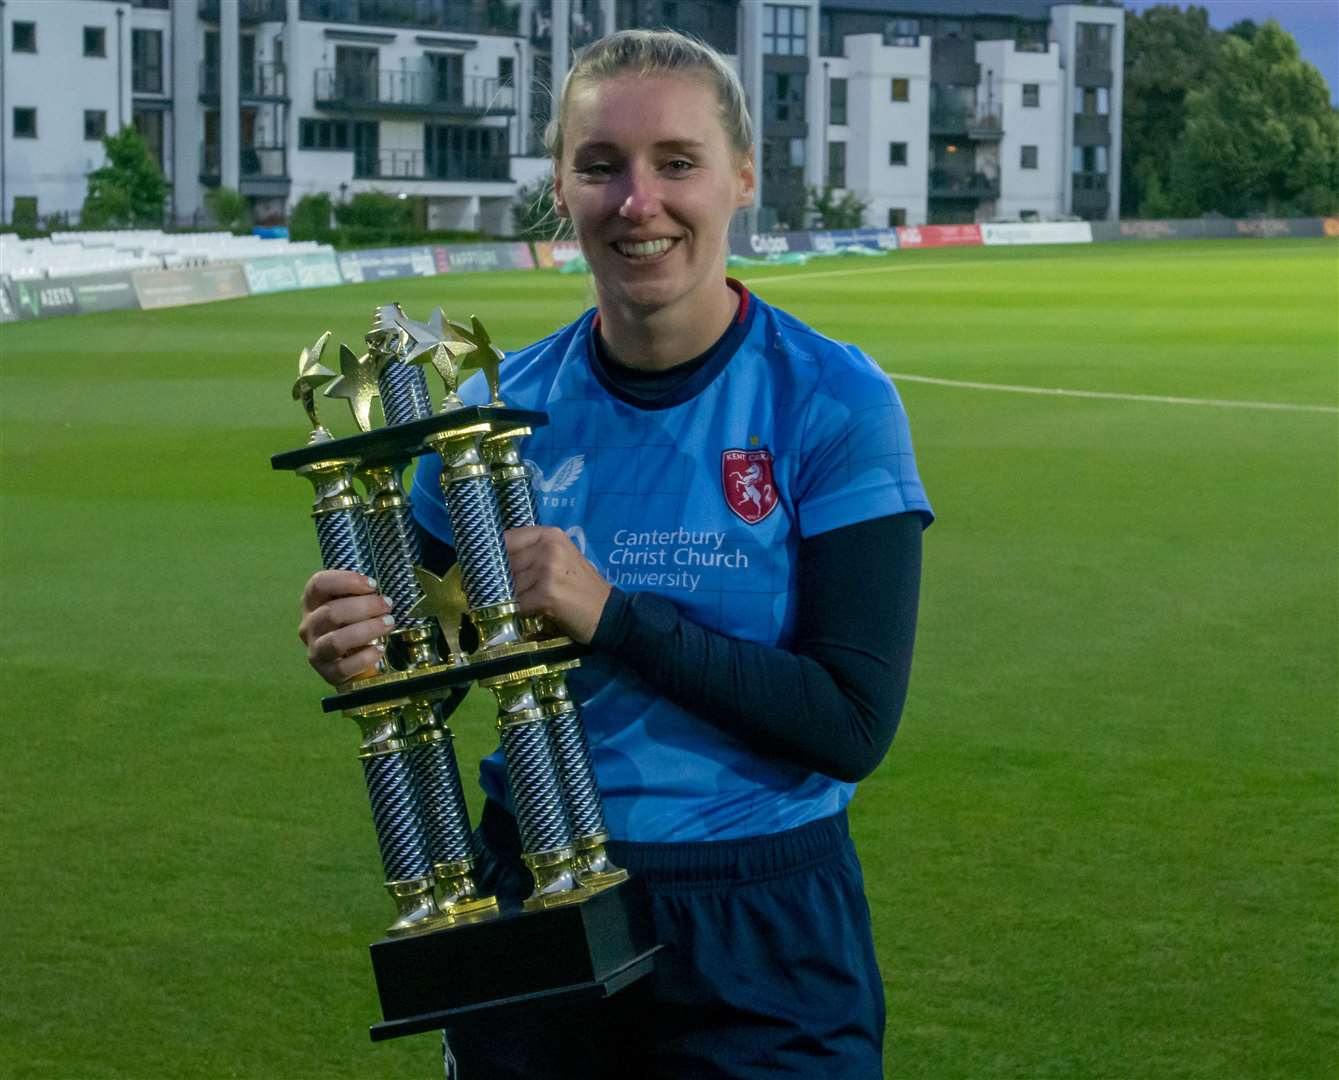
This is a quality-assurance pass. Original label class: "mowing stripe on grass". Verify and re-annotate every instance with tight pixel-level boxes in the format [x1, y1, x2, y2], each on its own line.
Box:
[888, 371, 1339, 414]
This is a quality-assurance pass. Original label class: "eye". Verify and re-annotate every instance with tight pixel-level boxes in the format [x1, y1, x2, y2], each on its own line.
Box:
[574, 161, 613, 180]
[664, 158, 696, 174]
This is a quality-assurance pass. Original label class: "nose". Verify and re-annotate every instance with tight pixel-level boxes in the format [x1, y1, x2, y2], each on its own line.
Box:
[618, 164, 661, 222]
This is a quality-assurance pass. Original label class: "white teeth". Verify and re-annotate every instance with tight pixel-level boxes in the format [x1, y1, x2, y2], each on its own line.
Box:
[615, 238, 673, 257]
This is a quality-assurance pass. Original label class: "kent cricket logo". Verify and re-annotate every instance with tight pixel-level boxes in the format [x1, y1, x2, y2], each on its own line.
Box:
[525, 454, 585, 510]
[722, 449, 778, 525]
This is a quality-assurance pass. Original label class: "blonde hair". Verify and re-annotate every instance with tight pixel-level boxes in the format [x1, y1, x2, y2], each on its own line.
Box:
[545, 29, 754, 164]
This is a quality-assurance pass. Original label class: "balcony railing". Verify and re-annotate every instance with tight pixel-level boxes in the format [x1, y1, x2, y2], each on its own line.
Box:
[1073, 174, 1110, 216]
[1075, 51, 1113, 85]
[1073, 113, 1110, 143]
[199, 0, 287, 22]
[928, 168, 1000, 200]
[315, 68, 514, 114]
[352, 148, 511, 182]
[200, 61, 289, 99]
[200, 142, 289, 181]
[930, 104, 1003, 138]
[300, 0, 520, 36]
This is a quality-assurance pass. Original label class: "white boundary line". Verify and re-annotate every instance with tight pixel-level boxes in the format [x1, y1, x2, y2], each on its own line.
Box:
[887, 372, 1339, 415]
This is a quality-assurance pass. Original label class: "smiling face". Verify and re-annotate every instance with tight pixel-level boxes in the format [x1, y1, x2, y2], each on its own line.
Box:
[553, 72, 755, 325]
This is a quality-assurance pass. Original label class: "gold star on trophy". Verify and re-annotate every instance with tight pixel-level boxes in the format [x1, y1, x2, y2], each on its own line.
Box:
[408, 564, 470, 660]
[324, 343, 381, 432]
[446, 315, 504, 404]
[291, 331, 335, 440]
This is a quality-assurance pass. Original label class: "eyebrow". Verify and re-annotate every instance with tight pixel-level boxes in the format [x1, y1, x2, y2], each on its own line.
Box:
[572, 139, 708, 156]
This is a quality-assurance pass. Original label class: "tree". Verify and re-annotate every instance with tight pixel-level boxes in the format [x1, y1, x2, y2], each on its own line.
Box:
[512, 177, 562, 240]
[80, 126, 169, 228]
[806, 185, 869, 229]
[1121, 4, 1224, 218]
[289, 193, 334, 242]
[205, 186, 250, 231]
[1172, 20, 1339, 216]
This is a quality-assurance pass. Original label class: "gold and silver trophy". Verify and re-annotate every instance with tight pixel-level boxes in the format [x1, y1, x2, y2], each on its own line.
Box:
[273, 305, 657, 1042]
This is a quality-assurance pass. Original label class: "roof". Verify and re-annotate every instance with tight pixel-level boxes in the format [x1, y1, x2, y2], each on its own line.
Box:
[821, 0, 1120, 22]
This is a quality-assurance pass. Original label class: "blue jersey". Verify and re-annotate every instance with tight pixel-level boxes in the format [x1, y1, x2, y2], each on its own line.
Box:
[410, 288, 932, 842]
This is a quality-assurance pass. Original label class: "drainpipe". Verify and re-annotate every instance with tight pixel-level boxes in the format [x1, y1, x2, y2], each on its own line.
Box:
[1, 0, 8, 225]
[117, 7, 125, 128]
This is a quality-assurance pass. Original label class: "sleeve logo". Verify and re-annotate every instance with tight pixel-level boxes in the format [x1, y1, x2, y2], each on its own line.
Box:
[722, 449, 778, 525]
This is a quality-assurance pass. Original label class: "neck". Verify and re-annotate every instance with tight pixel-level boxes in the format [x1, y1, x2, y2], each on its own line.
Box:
[595, 277, 739, 371]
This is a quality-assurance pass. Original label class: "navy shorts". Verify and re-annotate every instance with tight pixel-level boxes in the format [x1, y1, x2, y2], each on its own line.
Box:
[443, 801, 886, 1079]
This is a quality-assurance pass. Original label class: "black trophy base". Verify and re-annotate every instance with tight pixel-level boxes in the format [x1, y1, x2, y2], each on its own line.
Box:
[368, 880, 661, 1042]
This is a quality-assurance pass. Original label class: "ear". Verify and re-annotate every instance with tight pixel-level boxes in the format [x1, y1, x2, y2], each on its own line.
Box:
[735, 149, 756, 209]
[553, 169, 569, 218]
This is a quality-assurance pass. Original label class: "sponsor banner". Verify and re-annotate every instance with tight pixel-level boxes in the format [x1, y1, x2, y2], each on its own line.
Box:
[810, 228, 899, 252]
[728, 231, 815, 258]
[1235, 217, 1327, 238]
[896, 224, 983, 249]
[7, 278, 81, 319]
[439, 242, 536, 274]
[336, 246, 437, 284]
[1119, 218, 1181, 240]
[980, 222, 1092, 246]
[0, 276, 25, 321]
[533, 240, 585, 269]
[1088, 220, 1121, 243]
[132, 264, 250, 309]
[243, 251, 343, 294]
[65, 270, 141, 314]
[252, 226, 290, 240]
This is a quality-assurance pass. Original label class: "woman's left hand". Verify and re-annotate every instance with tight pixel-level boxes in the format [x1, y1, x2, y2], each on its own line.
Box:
[504, 526, 612, 645]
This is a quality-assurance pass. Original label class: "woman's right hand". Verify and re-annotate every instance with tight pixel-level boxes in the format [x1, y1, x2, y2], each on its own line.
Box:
[298, 570, 394, 686]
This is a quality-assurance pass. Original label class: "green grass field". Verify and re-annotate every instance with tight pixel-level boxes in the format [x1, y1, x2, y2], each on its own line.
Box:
[2, 239, 1336, 1079]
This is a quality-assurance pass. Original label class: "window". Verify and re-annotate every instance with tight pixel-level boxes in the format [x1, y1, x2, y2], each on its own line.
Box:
[763, 4, 808, 56]
[884, 18, 918, 46]
[13, 107, 36, 138]
[134, 107, 165, 168]
[764, 71, 806, 123]
[827, 141, 845, 188]
[499, 56, 514, 83]
[829, 77, 846, 125]
[299, 117, 376, 153]
[1072, 145, 1083, 173]
[83, 27, 107, 57]
[132, 30, 163, 94]
[891, 78, 909, 103]
[1022, 83, 1039, 108]
[789, 137, 806, 169]
[819, 12, 841, 56]
[1078, 23, 1112, 50]
[1094, 145, 1108, 174]
[1096, 86, 1110, 115]
[84, 110, 107, 140]
[889, 207, 906, 227]
[889, 141, 907, 166]
[12, 21, 36, 53]
[1021, 144, 1038, 169]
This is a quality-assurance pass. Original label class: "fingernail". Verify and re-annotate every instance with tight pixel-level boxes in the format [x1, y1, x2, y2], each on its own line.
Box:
[366, 577, 378, 591]
[382, 615, 395, 627]
[375, 643, 386, 652]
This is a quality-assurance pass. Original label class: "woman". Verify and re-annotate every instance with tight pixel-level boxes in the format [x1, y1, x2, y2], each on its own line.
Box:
[300, 29, 932, 1078]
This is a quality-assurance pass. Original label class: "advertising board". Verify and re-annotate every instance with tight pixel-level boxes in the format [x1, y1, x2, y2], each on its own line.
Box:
[980, 222, 1092, 246]
[439, 242, 535, 273]
[132, 264, 250, 309]
[7, 279, 81, 318]
[810, 228, 899, 252]
[0, 277, 17, 322]
[895, 224, 983, 249]
[243, 251, 343, 294]
[727, 231, 815, 258]
[533, 241, 585, 268]
[336, 246, 438, 283]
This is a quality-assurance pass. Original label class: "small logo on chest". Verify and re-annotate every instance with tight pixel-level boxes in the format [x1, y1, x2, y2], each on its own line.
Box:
[525, 455, 585, 510]
[722, 449, 778, 525]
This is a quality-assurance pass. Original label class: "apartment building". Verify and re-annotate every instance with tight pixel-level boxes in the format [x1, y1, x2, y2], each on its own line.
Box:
[0, 0, 1123, 231]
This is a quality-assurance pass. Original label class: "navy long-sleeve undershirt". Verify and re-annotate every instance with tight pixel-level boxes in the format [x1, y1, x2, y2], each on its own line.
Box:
[418, 512, 923, 783]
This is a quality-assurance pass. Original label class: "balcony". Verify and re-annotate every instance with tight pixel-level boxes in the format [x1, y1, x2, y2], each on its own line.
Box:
[928, 168, 1000, 200]
[352, 148, 511, 182]
[1072, 172, 1110, 217]
[199, 61, 289, 101]
[931, 37, 980, 88]
[199, 0, 287, 22]
[200, 142, 291, 196]
[300, 0, 520, 36]
[930, 104, 1003, 140]
[315, 68, 514, 116]
[1075, 50, 1113, 86]
[1074, 113, 1110, 144]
